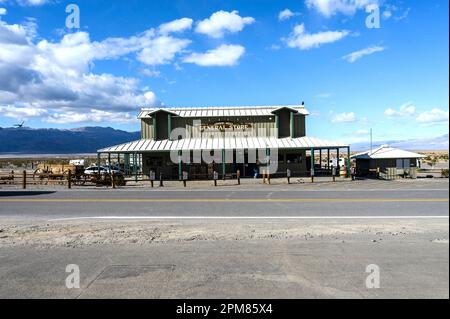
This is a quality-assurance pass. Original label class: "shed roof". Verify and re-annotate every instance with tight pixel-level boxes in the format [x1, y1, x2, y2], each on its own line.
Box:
[351, 145, 426, 160]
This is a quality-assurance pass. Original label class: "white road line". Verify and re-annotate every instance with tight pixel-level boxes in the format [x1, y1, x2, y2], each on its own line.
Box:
[5, 188, 447, 193]
[48, 216, 450, 222]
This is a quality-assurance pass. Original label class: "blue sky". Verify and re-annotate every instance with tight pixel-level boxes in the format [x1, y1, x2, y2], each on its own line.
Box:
[0, 0, 448, 147]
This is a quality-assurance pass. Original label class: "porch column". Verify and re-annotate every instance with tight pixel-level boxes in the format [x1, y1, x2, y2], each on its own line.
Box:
[347, 146, 351, 177]
[310, 148, 314, 171]
[327, 149, 330, 169]
[133, 152, 138, 182]
[319, 149, 322, 170]
[178, 151, 182, 181]
[337, 148, 340, 170]
[222, 149, 226, 180]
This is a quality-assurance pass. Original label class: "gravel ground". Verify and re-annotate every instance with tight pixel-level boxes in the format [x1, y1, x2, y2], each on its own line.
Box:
[0, 219, 447, 249]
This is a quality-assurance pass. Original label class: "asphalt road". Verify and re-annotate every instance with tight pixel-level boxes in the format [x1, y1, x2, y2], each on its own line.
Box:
[0, 187, 448, 221]
[0, 181, 448, 299]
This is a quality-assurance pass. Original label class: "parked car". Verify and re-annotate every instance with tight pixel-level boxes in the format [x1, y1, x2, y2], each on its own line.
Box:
[103, 165, 124, 173]
[84, 166, 108, 175]
[84, 166, 123, 176]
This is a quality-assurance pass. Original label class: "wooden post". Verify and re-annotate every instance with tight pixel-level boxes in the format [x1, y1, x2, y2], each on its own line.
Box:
[22, 170, 26, 189]
[262, 169, 266, 184]
[237, 170, 241, 185]
[267, 170, 271, 184]
[159, 173, 164, 187]
[149, 171, 155, 188]
[183, 171, 188, 187]
[213, 171, 218, 187]
[111, 171, 116, 189]
[68, 169, 72, 189]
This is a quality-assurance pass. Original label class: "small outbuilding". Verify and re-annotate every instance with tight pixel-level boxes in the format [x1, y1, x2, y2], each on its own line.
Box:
[351, 145, 426, 179]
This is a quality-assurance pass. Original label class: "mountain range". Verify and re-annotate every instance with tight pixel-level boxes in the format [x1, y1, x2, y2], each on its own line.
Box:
[0, 127, 140, 154]
[0, 127, 447, 154]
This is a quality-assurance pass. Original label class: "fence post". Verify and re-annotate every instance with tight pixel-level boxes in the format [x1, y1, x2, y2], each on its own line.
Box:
[111, 171, 116, 189]
[237, 170, 241, 185]
[213, 171, 218, 187]
[149, 171, 155, 188]
[68, 169, 72, 189]
[159, 173, 164, 187]
[182, 171, 188, 187]
[22, 170, 26, 189]
[311, 168, 315, 183]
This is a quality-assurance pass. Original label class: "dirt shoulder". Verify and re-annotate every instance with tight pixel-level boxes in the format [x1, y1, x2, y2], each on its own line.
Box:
[0, 219, 448, 249]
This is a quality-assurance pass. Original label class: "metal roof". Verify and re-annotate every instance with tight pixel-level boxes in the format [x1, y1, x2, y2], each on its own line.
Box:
[98, 136, 348, 153]
[138, 105, 310, 119]
[351, 146, 426, 160]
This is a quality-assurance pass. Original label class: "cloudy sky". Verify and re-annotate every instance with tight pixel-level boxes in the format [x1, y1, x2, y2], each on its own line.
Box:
[0, 0, 448, 146]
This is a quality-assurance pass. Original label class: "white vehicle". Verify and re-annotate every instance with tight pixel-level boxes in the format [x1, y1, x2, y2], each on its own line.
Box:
[84, 166, 107, 175]
[84, 166, 123, 175]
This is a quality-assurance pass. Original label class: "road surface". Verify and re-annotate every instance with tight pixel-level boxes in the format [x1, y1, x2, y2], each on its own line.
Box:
[0, 180, 448, 298]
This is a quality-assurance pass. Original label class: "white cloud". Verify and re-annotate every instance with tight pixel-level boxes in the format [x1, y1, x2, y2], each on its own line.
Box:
[0, 105, 47, 119]
[342, 45, 385, 63]
[416, 108, 449, 125]
[285, 24, 349, 50]
[195, 10, 255, 38]
[384, 102, 416, 118]
[332, 112, 357, 123]
[137, 36, 191, 66]
[140, 68, 161, 78]
[355, 129, 369, 135]
[395, 8, 410, 21]
[305, 0, 378, 17]
[46, 109, 138, 124]
[0, 16, 168, 124]
[183, 44, 245, 67]
[383, 10, 392, 19]
[0, 8, 6, 16]
[158, 18, 193, 35]
[16, 0, 49, 6]
[278, 9, 299, 21]
[315, 92, 331, 98]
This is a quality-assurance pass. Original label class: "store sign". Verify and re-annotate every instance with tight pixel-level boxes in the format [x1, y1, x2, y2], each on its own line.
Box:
[200, 122, 252, 132]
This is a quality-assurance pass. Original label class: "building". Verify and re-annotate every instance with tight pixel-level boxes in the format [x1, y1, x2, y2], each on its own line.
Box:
[98, 105, 350, 180]
[351, 145, 425, 178]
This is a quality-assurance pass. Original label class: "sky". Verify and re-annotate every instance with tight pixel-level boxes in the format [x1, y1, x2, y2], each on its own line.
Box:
[0, 0, 448, 147]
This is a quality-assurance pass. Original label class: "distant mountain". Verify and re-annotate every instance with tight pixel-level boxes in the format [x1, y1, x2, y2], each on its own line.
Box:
[351, 134, 449, 152]
[0, 127, 140, 154]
